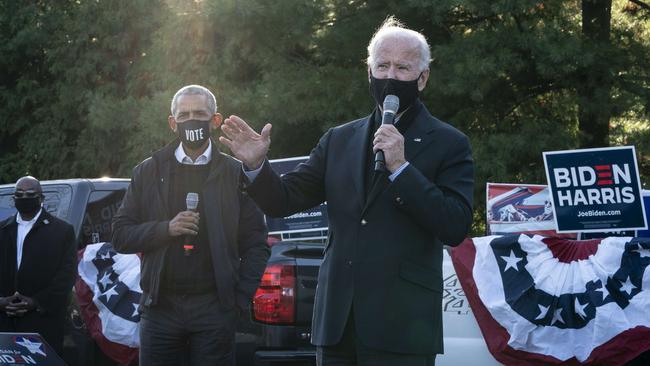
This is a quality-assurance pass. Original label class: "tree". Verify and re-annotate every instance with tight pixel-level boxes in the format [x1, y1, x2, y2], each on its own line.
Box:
[0, 0, 68, 182]
[1, 0, 648, 236]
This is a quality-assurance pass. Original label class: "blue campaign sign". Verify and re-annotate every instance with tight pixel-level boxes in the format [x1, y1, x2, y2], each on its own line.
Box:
[0, 333, 65, 365]
[543, 146, 647, 233]
[637, 191, 650, 237]
[265, 157, 329, 235]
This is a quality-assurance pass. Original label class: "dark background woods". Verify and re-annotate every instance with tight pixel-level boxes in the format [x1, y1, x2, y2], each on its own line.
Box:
[1, 0, 649, 235]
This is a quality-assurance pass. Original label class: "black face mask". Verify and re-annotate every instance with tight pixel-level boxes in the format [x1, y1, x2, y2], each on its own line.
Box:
[177, 119, 211, 150]
[14, 197, 41, 217]
[369, 72, 422, 114]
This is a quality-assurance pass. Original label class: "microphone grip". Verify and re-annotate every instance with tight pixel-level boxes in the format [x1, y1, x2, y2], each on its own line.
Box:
[374, 150, 386, 172]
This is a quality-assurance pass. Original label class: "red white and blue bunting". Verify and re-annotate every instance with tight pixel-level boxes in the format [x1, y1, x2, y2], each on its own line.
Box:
[75, 242, 141, 365]
[451, 235, 650, 365]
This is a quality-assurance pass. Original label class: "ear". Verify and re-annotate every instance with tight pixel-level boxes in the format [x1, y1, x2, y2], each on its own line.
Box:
[367, 66, 372, 83]
[168, 115, 177, 133]
[418, 69, 430, 92]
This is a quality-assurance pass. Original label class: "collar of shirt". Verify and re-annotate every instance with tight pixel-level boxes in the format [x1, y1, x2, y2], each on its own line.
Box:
[175, 140, 212, 165]
[16, 208, 42, 226]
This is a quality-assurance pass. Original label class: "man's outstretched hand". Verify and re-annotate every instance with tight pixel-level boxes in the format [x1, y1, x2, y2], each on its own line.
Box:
[219, 115, 272, 170]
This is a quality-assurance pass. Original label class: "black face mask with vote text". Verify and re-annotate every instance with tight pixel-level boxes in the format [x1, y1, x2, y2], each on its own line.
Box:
[177, 119, 211, 150]
[369, 72, 422, 114]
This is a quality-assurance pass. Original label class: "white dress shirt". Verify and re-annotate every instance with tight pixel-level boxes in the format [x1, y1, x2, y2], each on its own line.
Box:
[15, 208, 43, 269]
[174, 140, 212, 165]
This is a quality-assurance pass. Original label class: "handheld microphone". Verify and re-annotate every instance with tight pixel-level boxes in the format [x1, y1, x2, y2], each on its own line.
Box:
[184, 192, 199, 256]
[374, 95, 400, 172]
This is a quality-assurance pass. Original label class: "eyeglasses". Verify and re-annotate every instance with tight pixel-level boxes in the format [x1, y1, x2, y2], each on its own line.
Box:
[13, 190, 42, 199]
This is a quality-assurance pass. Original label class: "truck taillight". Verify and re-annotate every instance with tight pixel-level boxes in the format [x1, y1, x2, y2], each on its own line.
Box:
[253, 263, 296, 324]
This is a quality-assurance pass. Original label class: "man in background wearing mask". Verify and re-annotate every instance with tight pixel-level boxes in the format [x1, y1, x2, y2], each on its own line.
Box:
[112, 84, 269, 365]
[0, 176, 77, 356]
[220, 18, 474, 365]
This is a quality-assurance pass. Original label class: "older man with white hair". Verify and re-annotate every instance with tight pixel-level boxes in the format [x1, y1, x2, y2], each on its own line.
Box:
[220, 17, 474, 366]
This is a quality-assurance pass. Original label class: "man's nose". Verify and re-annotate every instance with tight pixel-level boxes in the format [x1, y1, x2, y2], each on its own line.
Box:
[386, 66, 397, 79]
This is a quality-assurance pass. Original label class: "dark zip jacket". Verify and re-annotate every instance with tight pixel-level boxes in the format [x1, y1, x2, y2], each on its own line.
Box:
[111, 139, 269, 310]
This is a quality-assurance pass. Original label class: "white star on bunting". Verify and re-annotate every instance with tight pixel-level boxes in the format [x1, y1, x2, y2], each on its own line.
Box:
[98, 272, 112, 288]
[574, 298, 588, 319]
[551, 307, 564, 325]
[619, 276, 636, 296]
[103, 285, 119, 302]
[535, 304, 549, 320]
[500, 250, 523, 272]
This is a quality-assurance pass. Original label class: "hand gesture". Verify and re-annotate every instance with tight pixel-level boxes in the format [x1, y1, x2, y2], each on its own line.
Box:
[168, 211, 200, 237]
[219, 115, 272, 170]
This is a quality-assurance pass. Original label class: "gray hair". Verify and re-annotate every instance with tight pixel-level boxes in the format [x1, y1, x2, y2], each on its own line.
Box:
[170, 84, 217, 117]
[366, 16, 431, 72]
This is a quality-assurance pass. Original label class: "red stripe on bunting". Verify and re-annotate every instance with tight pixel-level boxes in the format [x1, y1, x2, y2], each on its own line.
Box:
[542, 237, 602, 263]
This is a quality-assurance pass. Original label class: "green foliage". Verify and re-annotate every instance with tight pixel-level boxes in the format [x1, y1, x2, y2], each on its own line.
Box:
[1, 0, 649, 236]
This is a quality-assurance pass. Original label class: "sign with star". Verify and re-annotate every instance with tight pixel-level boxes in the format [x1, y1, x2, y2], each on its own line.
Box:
[451, 234, 650, 365]
[0, 333, 65, 365]
[75, 243, 141, 365]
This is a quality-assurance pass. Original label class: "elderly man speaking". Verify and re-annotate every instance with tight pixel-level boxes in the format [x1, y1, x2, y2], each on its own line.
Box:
[220, 17, 474, 366]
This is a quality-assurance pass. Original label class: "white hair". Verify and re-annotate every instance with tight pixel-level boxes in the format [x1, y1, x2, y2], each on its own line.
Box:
[366, 16, 431, 72]
[170, 84, 217, 116]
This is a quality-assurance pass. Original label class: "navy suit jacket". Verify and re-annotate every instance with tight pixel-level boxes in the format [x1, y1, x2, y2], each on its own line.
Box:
[246, 101, 474, 354]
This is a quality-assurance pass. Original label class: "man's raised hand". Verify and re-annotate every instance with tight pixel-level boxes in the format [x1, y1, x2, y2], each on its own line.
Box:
[219, 115, 272, 170]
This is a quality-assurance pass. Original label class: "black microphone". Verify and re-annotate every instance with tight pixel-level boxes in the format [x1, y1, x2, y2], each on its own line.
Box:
[374, 95, 400, 172]
[184, 192, 199, 256]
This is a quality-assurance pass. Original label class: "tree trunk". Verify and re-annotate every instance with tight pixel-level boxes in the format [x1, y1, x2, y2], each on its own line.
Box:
[578, 0, 612, 148]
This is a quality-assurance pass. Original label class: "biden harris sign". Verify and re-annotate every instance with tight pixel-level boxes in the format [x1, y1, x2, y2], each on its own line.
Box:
[543, 146, 647, 233]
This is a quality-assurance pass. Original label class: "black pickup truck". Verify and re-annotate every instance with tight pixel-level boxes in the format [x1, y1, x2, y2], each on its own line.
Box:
[0, 178, 320, 366]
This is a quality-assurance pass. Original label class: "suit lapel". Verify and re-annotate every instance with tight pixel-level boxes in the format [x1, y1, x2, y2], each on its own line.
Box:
[363, 172, 388, 213]
[402, 111, 436, 163]
[29, 210, 51, 232]
[18, 211, 50, 275]
[3, 216, 18, 267]
[362, 105, 436, 213]
[2, 215, 18, 247]
[347, 116, 373, 209]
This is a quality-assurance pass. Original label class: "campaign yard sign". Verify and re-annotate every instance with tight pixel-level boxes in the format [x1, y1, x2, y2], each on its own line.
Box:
[543, 146, 647, 233]
[0, 333, 65, 365]
[265, 157, 329, 236]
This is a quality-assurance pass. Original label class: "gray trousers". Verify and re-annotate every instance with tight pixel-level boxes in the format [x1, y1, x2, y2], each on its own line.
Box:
[139, 291, 238, 366]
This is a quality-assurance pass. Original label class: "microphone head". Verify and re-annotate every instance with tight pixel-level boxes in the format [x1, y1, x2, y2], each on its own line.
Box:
[383, 94, 399, 115]
[186, 192, 199, 211]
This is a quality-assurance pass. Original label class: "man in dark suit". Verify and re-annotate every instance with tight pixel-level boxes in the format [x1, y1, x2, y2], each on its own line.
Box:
[112, 84, 270, 366]
[0, 176, 77, 356]
[219, 16, 473, 366]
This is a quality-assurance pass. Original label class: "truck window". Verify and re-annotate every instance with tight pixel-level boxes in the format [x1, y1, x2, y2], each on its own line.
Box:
[0, 185, 73, 222]
[81, 190, 125, 247]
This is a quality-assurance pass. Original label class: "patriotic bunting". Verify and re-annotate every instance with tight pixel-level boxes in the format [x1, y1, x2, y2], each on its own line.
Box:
[75, 243, 141, 365]
[451, 235, 650, 365]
